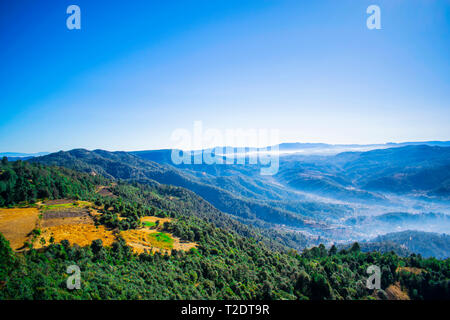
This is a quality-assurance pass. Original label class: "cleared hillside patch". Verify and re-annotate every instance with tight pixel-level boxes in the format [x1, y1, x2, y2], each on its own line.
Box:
[141, 216, 172, 225]
[96, 185, 116, 198]
[385, 282, 411, 300]
[0, 208, 39, 250]
[1, 201, 196, 255]
[120, 216, 197, 254]
[397, 266, 426, 275]
[34, 200, 116, 248]
[35, 224, 116, 249]
[120, 229, 173, 253]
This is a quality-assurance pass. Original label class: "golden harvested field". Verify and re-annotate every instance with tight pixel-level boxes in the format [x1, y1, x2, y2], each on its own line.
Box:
[34, 224, 116, 249]
[385, 282, 410, 300]
[41, 215, 93, 228]
[0, 201, 196, 254]
[35, 201, 116, 248]
[88, 207, 102, 217]
[174, 240, 198, 252]
[0, 208, 39, 250]
[121, 228, 171, 253]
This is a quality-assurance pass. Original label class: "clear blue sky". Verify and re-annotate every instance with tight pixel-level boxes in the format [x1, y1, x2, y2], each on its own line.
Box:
[0, 0, 449, 152]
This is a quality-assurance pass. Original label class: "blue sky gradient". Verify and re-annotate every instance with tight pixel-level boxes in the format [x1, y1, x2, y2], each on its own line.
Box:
[0, 0, 449, 152]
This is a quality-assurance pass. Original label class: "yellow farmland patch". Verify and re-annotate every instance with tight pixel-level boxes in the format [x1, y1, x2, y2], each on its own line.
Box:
[0, 208, 39, 250]
[35, 224, 116, 249]
[385, 282, 411, 300]
[396, 266, 426, 275]
[120, 215, 197, 254]
[0, 203, 196, 255]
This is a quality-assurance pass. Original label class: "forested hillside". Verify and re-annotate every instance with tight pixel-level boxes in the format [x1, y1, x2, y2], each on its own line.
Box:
[372, 231, 450, 259]
[27, 147, 450, 255]
[28, 149, 323, 249]
[0, 157, 310, 251]
[0, 159, 449, 300]
[0, 157, 105, 207]
[296, 145, 450, 197]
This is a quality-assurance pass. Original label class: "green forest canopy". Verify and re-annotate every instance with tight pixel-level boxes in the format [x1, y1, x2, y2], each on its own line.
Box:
[0, 158, 449, 300]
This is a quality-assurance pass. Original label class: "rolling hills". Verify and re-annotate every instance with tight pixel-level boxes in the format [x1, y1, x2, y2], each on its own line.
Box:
[26, 144, 450, 256]
[1, 159, 449, 300]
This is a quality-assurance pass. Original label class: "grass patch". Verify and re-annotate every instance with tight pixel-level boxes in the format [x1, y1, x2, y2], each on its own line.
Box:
[150, 191, 162, 200]
[40, 203, 76, 211]
[40, 201, 90, 212]
[143, 221, 156, 228]
[147, 232, 174, 249]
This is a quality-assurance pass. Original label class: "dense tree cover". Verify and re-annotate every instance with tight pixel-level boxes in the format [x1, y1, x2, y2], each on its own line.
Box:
[0, 233, 15, 280]
[373, 231, 450, 259]
[0, 158, 106, 207]
[0, 158, 310, 250]
[28, 147, 450, 260]
[92, 181, 313, 250]
[0, 160, 448, 300]
[28, 149, 331, 248]
[1, 230, 448, 300]
[397, 253, 450, 299]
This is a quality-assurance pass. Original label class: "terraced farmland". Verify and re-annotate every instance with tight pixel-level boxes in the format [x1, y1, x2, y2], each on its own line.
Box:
[0, 199, 196, 254]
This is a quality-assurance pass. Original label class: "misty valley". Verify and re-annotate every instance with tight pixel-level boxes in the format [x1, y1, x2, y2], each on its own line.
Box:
[1, 142, 449, 301]
[17, 142, 450, 259]
[2, 0, 449, 307]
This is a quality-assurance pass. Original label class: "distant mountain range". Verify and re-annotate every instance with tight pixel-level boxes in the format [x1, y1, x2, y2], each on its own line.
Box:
[22, 142, 450, 257]
[281, 145, 450, 198]
[133, 144, 450, 200]
[274, 141, 450, 155]
[28, 149, 320, 236]
[0, 152, 49, 161]
[5, 140, 450, 159]
[28, 148, 316, 250]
